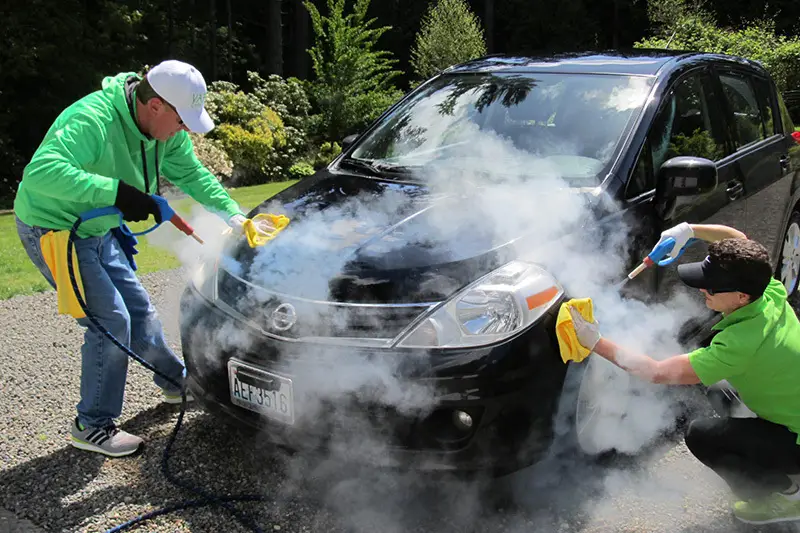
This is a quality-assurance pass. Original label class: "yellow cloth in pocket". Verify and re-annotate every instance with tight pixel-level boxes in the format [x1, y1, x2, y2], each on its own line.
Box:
[555, 297, 595, 364]
[243, 214, 290, 248]
[39, 230, 87, 319]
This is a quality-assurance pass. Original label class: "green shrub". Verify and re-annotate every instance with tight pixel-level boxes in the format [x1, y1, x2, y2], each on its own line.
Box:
[289, 162, 316, 178]
[189, 132, 233, 181]
[213, 108, 287, 184]
[312, 141, 342, 168]
[303, 0, 404, 142]
[636, 0, 800, 93]
[410, 0, 487, 83]
[205, 78, 314, 184]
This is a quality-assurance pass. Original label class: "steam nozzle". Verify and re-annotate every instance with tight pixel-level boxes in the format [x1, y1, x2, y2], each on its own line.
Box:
[626, 257, 654, 280]
[625, 236, 681, 280]
[153, 195, 204, 245]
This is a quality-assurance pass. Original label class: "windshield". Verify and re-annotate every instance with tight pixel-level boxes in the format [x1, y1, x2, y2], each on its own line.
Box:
[348, 72, 654, 184]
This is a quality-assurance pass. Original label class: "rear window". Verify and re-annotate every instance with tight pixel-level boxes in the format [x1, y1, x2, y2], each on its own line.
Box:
[750, 75, 778, 136]
[777, 90, 796, 134]
[719, 72, 768, 149]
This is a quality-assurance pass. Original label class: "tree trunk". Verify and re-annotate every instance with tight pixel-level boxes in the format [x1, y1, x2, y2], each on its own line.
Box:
[227, 0, 233, 79]
[294, 0, 309, 78]
[190, 0, 196, 52]
[484, 0, 494, 53]
[209, 0, 217, 80]
[167, 0, 174, 56]
[268, 0, 284, 76]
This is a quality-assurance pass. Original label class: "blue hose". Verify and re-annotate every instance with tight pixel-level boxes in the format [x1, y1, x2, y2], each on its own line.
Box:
[66, 212, 270, 533]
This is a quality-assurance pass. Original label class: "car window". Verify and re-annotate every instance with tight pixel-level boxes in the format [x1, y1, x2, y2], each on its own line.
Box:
[719, 72, 767, 149]
[777, 90, 796, 134]
[750, 75, 778, 136]
[627, 73, 725, 197]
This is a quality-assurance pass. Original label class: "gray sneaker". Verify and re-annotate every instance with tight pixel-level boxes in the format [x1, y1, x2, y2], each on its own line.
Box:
[69, 417, 143, 457]
[161, 388, 194, 405]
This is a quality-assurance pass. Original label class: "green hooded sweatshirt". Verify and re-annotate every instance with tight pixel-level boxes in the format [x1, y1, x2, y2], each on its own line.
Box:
[14, 72, 243, 238]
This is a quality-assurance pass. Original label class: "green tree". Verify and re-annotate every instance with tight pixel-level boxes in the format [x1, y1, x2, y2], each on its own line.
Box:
[303, 0, 404, 142]
[410, 0, 487, 82]
[636, 0, 800, 93]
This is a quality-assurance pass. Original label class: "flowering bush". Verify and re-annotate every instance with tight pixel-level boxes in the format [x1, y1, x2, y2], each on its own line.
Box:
[189, 132, 233, 181]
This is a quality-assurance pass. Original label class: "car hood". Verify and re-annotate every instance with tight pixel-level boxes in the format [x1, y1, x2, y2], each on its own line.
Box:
[225, 170, 598, 304]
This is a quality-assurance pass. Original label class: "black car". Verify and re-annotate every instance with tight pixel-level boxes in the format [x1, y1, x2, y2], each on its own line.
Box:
[180, 50, 800, 475]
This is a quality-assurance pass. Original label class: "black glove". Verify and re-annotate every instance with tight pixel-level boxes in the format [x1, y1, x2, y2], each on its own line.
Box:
[114, 181, 161, 223]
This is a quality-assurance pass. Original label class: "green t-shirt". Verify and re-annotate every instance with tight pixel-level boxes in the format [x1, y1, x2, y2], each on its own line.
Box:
[689, 278, 800, 443]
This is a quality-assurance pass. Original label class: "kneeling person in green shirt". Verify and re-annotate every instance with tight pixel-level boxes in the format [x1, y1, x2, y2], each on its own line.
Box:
[569, 222, 800, 525]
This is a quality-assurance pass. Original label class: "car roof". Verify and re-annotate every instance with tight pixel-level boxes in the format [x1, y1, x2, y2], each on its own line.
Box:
[444, 49, 768, 78]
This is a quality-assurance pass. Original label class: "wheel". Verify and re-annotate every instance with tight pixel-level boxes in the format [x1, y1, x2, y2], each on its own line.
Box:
[779, 210, 800, 297]
[574, 356, 632, 456]
[573, 356, 683, 457]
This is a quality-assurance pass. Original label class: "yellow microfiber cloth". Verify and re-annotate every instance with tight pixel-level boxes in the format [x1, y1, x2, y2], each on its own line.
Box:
[39, 230, 87, 319]
[555, 297, 595, 364]
[243, 214, 290, 248]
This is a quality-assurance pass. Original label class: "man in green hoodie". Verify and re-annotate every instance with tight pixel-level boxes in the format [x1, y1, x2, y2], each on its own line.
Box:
[14, 59, 251, 457]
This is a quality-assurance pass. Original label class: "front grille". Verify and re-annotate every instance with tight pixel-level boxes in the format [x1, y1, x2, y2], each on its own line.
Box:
[217, 268, 433, 340]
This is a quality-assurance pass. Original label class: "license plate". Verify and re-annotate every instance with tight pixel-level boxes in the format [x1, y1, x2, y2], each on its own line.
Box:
[227, 359, 294, 425]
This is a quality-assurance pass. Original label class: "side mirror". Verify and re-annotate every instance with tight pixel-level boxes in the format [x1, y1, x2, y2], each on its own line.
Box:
[342, 133, 359, 150]
[657, 156, 718, 198]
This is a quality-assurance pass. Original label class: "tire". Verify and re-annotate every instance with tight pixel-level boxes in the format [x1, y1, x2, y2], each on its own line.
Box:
[573, 356, 632, 456]
[571, 356, 689, 458]
[778, 210, 800, 299]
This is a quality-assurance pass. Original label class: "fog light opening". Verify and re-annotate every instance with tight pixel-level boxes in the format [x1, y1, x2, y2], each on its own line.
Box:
[453, 409, 473, 431]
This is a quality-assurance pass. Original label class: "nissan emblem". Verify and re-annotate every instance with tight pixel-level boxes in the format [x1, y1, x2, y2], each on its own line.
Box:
[271, 303, 297, 331]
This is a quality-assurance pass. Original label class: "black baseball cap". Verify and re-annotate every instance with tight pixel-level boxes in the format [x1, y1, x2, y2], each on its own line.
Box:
[677, 255, 770, 296]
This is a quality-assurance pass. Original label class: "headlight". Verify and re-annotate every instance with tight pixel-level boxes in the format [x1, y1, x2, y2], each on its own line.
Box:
[396, 261, 563, 349]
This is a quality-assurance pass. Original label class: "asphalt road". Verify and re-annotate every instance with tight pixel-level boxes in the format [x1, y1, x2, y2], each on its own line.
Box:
[1, 268, 799, 533]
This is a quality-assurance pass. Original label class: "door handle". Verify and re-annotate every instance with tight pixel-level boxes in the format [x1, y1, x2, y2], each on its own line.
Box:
[780, 154, 791, 171]
[726, 180, 744, 200]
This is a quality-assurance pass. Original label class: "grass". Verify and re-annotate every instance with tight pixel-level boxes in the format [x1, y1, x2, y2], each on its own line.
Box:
[0, 180, 298, 300]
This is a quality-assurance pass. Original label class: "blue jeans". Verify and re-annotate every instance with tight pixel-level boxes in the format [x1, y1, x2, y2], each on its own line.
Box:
[16, 216, 186, 429]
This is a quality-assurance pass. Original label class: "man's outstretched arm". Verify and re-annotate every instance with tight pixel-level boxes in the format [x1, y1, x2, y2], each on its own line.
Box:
[569, 307, 702, 385]
[591, 338, 702, 385]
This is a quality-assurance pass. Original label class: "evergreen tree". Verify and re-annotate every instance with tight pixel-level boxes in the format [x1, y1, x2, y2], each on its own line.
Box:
[303, 0, 404, 141]
[410, 0, 487, 82]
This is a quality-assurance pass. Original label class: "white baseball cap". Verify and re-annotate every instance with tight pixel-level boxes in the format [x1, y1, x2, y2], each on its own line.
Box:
[146, 60, 214, 134]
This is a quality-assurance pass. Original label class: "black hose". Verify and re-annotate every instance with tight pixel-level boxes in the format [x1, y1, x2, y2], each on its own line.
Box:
[67, 218, 269, 533]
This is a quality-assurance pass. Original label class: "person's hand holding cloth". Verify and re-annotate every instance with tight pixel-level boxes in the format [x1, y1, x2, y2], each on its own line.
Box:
[228, 214, 275, 235]
[568, 307, 602, 352]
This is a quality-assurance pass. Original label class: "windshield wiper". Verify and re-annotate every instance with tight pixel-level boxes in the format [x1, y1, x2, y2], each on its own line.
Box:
[340, 157, 382, 175]
[340, 157, 419, 176]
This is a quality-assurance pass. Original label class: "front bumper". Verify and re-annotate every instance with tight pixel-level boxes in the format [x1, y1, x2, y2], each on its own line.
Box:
[179, 283, 569, 475]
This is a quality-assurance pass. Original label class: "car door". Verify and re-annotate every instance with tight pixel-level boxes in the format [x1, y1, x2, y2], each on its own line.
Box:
[622, 66, 745, 339]
[712, 67, 795, 273]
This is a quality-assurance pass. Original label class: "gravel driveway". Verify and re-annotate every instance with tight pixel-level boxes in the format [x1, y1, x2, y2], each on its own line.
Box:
[2, 268, 800, 533]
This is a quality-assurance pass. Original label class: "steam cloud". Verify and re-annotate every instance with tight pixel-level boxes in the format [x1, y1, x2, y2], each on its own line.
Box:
[148, 74, 720, 531]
